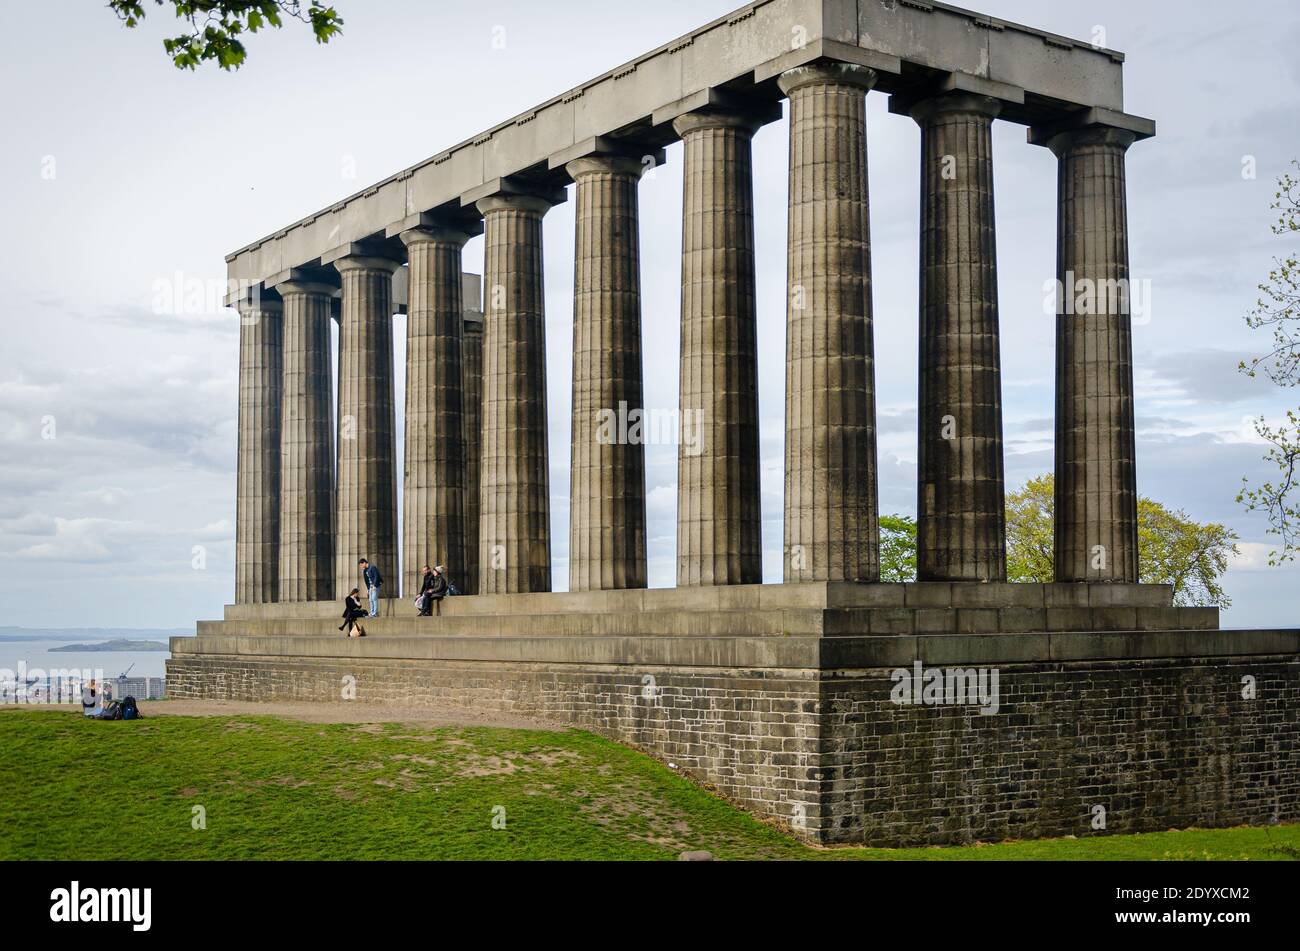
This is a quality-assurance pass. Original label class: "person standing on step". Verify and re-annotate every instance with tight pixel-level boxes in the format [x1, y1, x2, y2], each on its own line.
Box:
[359, 558, 383, 618]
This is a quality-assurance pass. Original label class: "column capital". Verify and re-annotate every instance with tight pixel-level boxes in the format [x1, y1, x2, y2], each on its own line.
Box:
[476, 193, 560, 217]
[461, 175, 567, 213]
[548, 135, 666, 176]
[323, 240, 404, 274]
[909, 91, 1003, 125]
[671, 109, 768, 138]
[1041, 124, 1138, 158]
[332, 254, 403, 276]
[564, 154, 649, 181]
[398, 225, 475, 249]
[1028, 106, 1155, 152]
[777, 60, 877, 97]
[385, 210, 483, 243]
[233, 291, 282, 315]
[889, 70, 1024, 119]
[269, 266, 339, 299]
[276, 280, 339, 299]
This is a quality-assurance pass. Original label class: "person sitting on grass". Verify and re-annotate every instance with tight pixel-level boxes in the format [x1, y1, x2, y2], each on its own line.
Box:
[80, 678, 100, 718]
[339, 588, 368, 638]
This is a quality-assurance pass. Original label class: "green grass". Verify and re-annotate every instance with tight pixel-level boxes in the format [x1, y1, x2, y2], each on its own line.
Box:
[1, 710, 1296, 861]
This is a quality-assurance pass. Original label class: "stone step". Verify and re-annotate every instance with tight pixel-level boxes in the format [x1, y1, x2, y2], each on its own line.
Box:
[221, 581, 1182, 622]
[171, 627, 1300, 670]
[197, 604, 1217, 639]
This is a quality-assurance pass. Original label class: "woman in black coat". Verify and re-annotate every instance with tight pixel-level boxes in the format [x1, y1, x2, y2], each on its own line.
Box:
[339, 588, 368, 637]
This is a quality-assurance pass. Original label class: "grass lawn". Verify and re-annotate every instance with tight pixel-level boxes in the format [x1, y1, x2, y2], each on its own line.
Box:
[1, 710, 1296, 861]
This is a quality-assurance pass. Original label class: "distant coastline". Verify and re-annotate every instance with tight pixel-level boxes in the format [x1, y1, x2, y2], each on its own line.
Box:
[48, 639, 171, 653]
[0, 627, 192, 643]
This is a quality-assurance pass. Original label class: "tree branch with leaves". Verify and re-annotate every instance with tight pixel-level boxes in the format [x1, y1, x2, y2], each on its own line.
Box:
[109, 1, 343, 70]
[1240, 160, 1300, 563]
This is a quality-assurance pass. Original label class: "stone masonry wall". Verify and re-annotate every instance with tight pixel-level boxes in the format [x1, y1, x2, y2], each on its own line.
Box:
[167, 653, 1300, 847]
[166, 655, 824, 839]
[820, 656, 1300, 846]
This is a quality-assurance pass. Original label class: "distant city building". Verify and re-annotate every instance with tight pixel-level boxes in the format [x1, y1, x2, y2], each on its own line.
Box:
[105, 677, 166, 701]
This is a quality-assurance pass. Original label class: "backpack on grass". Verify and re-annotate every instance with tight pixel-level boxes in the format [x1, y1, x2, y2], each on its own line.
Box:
[121, 696, 140, 720]
[96, 700, 123, 721]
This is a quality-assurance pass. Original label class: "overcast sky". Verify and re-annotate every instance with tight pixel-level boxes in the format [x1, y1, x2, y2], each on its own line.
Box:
[1, 0, 1298, 630]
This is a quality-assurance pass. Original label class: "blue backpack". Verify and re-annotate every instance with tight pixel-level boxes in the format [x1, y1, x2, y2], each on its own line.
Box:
[121, 696, 140, 720]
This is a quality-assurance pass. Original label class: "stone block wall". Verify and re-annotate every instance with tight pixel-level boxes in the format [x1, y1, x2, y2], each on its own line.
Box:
[166, 655, 825, 838]
[820, 656, 1300, 846]
[167, 650, 1300, 847]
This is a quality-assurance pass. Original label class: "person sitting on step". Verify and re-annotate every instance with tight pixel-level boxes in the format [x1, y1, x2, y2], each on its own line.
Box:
[418, 565, 449, 617]
[340, 588, 368, 638]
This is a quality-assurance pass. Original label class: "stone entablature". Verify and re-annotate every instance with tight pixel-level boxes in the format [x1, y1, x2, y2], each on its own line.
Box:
[225, 0, 1140, 291]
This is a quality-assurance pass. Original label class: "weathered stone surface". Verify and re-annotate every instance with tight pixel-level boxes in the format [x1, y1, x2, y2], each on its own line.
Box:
[461, 309, 484, 595]
[1048, 125, 1140, 583]
[401, 227, 472, 596]
[779, 62, 880, 584]
[333, 253, 402, 598]
[674, 110, 763, 587]
[217, 582, 1199, 624]
[566, 155, 648, 591]
[234, 296, 282, 604]
[913, 92, 1008, 582]
[477, 193, 556, 593]
[276, 282, 335, 603]
[226, 0, 1135, 291]
[168, 634, 1300, 846]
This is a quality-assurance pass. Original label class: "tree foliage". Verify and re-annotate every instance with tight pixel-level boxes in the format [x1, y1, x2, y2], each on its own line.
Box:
[1239, 161, 1300, 564]
[880, 475, 1238, 608]
[1136, 496, 1238, 608]
[109, 1, 343, 70]
[878, 515, 917, 583]
[1005, 474, 1054, 584]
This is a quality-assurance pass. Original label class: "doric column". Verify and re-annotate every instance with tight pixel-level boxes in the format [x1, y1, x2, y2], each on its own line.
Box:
[477, 191, 558, 594]
[332, 251, 402, 599]
[566, 155, 648, 591]
[275, 279, 335, 602]
[778, 62, 880, 584]
[234, 293, 283, 604]
[400, 226, 472, 597]
[912, 92, 1007, 582]
[1046, 125, 1141, 583]
[461, 308, 484, 595]
[673, 110, 763, 587]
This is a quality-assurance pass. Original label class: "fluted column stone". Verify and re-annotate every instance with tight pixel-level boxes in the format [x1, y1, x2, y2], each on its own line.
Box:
[235, 294, 283, 604]
[779, 62, 880, 584]
[477, 193, 556, 594]
[461, 310, 484, 595]
[400, 227, 471, 596]
[673, 111, 763, 587]
[333, 253, 401, 598]
[1048, 125, 1140, 583]
[567, 155, 649, 591]
[275, 281, 335, 602]
[913, 92, 1007, 582]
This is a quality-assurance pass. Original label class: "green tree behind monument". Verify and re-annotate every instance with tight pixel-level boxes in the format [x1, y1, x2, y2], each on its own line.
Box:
[881, 474, 1237, 607]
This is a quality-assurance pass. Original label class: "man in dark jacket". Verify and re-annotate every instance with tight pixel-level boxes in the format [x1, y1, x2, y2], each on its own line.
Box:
[359, 558, 383, 617]
[418, 565, 448, 616]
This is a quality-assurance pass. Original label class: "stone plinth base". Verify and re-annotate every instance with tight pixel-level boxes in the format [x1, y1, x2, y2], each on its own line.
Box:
[172, 583, 1299, 846]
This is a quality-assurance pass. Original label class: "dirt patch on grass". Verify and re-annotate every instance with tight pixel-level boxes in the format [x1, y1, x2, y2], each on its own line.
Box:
[0, 702, 566, 732]
[138, 700, 570, 731]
